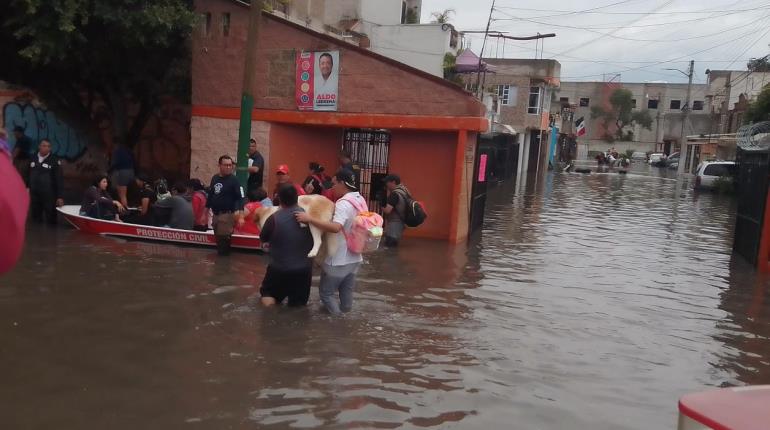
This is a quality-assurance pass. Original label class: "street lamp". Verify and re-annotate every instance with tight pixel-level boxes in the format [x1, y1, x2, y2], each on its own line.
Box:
[663, 60, 694, 175]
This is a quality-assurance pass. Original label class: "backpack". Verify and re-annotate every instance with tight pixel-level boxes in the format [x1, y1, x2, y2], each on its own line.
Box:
[394, 189, 427, 228]
[340, 194, 383, 253]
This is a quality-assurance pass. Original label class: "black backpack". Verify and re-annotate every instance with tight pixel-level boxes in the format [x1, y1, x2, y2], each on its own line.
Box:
[395, 189, 427, 228]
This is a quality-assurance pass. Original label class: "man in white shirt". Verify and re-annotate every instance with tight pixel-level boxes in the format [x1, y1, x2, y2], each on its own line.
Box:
[295, 169, 365, 315]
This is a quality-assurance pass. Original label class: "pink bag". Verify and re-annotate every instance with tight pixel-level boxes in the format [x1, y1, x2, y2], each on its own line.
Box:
[340, 195, 383, 254]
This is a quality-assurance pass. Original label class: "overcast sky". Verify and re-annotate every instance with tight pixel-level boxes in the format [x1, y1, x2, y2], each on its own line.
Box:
[420, 0, 770, 83]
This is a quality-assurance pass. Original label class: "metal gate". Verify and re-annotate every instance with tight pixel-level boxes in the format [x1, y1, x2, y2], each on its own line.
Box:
[734, 148, 770, 266]
[469, 141, 490, 235]
[342, 129, 390, 211]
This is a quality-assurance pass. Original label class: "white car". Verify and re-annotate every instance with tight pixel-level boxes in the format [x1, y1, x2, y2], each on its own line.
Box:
[694, 161, 737, 190]
[648, 153, 665, 165]
[631, 151, 647, 161]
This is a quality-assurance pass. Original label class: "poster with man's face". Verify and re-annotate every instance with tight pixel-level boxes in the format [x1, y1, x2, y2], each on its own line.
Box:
[296, 51, 339, 112]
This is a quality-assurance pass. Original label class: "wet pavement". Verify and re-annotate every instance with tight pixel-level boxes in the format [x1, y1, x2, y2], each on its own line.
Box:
[1, 164, 769, 429]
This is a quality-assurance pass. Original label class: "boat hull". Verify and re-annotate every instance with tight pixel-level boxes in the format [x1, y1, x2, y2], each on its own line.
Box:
[57, 206, 263, 251]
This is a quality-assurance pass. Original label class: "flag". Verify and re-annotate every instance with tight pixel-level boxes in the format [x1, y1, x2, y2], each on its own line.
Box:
[575, 116, 586, 137]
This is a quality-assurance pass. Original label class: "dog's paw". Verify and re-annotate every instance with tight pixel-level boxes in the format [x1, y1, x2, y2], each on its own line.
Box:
[307, 251, 318, 258]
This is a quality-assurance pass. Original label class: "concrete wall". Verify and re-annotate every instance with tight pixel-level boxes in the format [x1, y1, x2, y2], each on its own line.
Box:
[360, 0, 401, 25]
[367, 24, 452, 77]
[266, 123, 341, 194]
[189, 116, 270, 182]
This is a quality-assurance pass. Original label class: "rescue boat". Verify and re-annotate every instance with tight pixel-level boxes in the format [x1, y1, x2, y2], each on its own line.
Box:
[57, 205, 263, 251]
[678, 385, 770, 430]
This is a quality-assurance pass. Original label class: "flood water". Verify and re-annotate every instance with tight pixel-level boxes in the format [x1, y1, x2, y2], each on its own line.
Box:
[2, 166, 769, 429]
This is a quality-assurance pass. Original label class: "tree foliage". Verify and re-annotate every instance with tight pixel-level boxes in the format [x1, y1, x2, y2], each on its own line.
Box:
[747, 56, 770, 72]
[590, 88, 653, 142]
[431, 9, 455, 24]
[745, 84, 770, 124]
[0, 0, 196, 149]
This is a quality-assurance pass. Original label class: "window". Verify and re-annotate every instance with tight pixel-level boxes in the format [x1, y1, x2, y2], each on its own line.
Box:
[693, 100, 704, 111]
[631, 99, 637, 108]
[528, 86, 542, 114]
[496, 85, 517, 106]
[221, 13, 230, 37]
[200, 12, 212, 37]
[579, 97, 590, 107]
[703, 163, 737, 177]
[648, 99, 659, 109]
[670, 100, 681, 110]
[559, 97, 569, 104]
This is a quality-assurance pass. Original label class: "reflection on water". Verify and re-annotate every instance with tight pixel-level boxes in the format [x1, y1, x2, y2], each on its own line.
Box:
[1, 167, 769, 429]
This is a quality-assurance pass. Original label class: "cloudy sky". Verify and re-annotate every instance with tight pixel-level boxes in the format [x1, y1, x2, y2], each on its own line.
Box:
[420, 0, 770, 83]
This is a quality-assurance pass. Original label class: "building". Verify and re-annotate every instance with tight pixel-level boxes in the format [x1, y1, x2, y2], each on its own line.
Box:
[254, 0, 461, 77]
[706, 69, 770, 133]
[192, 0, 488, 242]
[471, 59, 561, 178]
[553, 81, 713, 158]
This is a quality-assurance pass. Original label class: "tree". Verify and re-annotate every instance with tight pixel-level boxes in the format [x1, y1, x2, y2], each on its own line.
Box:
[590, 88, 653, 142]
[431, 9, 455, 24]
[747, 56, 770, 72]
[745, 84, 770, 124]
[0, 0, 196, 149]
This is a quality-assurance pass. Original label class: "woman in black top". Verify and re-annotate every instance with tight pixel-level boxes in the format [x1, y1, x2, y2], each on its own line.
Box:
[302, 162, 326, 195]
[80, 175, 125, 220]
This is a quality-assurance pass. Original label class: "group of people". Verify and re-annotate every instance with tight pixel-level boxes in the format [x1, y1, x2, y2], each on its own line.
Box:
[6, 128, 417, 314]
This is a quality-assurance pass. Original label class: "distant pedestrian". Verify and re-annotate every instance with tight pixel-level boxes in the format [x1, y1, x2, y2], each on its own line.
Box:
[382, 174, 410, 247]
[109, 143, 135, 209]
[26, 139, 64, 225]
[207, 155, 244, 255]
[11, 126, 33, 177]
[295, 169, 366, 315]
[247, 138, 265, 193]
[259, 184, 314, 307]
[152, 181, 194, 230]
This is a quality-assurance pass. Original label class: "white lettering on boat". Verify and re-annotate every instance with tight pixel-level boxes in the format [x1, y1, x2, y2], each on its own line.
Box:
[135, 228, 210, 243]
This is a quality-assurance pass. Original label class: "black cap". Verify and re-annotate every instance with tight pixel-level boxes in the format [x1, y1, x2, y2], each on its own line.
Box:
[336, 168, 357, 190]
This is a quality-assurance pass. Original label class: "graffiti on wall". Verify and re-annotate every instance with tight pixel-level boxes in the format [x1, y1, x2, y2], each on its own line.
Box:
[3, 102, 88, 160]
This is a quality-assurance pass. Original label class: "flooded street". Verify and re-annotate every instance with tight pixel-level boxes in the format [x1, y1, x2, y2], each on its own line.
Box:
[2, 167, 769, 430]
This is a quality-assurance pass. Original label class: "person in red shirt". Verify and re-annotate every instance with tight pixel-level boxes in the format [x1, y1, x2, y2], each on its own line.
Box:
[0, 129, 29, 274]
[272, 164, 305, 205]
[235, 188, 268, 236]
[187, 178, 210, 232]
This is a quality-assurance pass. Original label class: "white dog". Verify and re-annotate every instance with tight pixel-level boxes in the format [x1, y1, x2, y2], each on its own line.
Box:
[253, 194, 337, 258]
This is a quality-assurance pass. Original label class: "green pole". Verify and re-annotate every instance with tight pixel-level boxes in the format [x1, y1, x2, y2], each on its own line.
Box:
[235, 0, 263, 188]
[235, 93, 254, 187]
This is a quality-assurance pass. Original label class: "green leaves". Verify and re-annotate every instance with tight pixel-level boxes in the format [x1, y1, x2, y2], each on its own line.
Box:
[745, 84, 770, 124]
[591, 88, 653, 142]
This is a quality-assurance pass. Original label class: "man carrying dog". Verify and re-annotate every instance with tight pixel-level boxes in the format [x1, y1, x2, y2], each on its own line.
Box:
[259, 184, 314, 307]
[207, 155, 243, 256]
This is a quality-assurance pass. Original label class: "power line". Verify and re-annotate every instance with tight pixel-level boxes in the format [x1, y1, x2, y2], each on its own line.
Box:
[494, 5, 770, 16]
[494, 0, 640, 19]
[492, 6, 770, 30]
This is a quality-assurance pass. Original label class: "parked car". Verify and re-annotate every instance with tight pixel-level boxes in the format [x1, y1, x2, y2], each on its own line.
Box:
[665, 152, 680, 169]
[648, 153, 665, 166]
[694, 161, 737, 190]
[631, 151, 648, 162]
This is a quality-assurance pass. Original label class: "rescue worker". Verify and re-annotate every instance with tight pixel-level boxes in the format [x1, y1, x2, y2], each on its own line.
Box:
[247, 138, 265, 193]
[207, 155, 244, 256]
[27, 139, 64, 224]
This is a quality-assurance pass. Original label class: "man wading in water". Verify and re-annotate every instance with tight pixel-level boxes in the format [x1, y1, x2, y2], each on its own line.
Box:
[207, 155, 243, 256]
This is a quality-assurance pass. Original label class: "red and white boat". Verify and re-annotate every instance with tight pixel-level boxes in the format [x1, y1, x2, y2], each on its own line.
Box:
[678, 385, 770, 430]
[57, 205, 263, 251]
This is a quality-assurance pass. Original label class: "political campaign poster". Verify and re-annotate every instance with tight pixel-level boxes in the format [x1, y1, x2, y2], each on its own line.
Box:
[296, 51, 339, 111]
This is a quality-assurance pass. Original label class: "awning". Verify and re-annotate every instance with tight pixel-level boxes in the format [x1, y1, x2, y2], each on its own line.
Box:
[455, 49, 494, 73]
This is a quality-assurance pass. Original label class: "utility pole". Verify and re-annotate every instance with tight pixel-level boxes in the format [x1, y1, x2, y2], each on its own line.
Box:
[475, 0, 496, 99]
[235, 0, 264, 186]
[678, 60, 694, 175]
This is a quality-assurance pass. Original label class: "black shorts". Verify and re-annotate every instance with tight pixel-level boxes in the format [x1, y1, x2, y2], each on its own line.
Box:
[260, 265, 312, 307]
